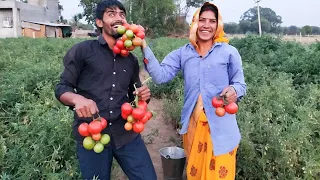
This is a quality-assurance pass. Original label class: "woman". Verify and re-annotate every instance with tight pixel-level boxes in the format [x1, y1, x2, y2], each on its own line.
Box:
[141, 2, 246, 179]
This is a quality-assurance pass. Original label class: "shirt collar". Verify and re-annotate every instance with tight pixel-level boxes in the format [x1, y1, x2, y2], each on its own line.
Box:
[98, 35, 107, 45]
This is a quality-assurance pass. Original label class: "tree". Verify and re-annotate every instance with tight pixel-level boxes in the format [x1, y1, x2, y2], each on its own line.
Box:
[185, 0, 207, 8]
[79, 0, 100, 25]
[224, 23, 239, 34]
[311, 26, 320, 35]
[251, 18, 271, 33]
[287, 26, 299, 35]
[301, 25, 312, 36]
[72, 13, 83, 27]
[239, 20, 251, 34]
[122, 0, 176, 36]
[240, 7, 282, 33]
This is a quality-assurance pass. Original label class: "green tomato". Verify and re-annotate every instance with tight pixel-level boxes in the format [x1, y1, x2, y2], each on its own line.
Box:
[126, 30, 134, 38]
[94, 142, 104, 153]
[124, 40, 133, 47]
[83, 136, 95, 150]
[117, 25, 126, 34]
[100, 134, 111, 145]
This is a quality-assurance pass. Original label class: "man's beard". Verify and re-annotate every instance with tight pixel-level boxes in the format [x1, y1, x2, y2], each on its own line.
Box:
[102, 27, 121, 39]
[102, 21, 123, 39]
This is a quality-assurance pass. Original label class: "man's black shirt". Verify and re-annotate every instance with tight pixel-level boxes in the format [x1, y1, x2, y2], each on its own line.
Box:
[55, 35, 142, 148]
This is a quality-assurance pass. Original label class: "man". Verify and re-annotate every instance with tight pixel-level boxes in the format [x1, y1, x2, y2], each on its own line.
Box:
[54, 0, 157, 179]
[140, 2, 246, 179]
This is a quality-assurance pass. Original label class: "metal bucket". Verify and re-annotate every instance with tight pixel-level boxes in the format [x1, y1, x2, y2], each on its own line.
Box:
[159, 146, 186, 180]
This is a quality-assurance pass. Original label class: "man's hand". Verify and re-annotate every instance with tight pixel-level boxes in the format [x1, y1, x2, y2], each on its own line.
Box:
[220, 86, 237, 103]
[134, 84, 151, 101]
[73, 96, 99, 118]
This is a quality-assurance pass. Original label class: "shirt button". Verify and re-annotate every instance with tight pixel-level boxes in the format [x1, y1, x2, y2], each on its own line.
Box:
[112, 84, 115, 87]
[110, 97, 113, 100]
[109, 122, 112, 126]
[110, 111, 113, 114]
[113, 72, 116, 75]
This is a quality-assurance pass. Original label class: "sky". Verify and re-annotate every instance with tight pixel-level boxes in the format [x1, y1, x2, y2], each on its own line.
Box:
[59, 0, 320, 27]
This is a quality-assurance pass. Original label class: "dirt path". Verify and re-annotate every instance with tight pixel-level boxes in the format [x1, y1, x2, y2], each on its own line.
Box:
[110, 70, 185, 180]
[141, 98, 183, 179]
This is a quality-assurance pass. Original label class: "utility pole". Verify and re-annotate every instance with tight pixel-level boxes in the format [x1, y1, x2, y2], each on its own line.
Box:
[254, 0, 262, 37]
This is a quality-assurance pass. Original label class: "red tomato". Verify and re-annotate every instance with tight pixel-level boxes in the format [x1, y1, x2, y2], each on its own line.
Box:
[116, 40, 125, 49]
[138, 100, 148, 111]
[212, 96, 224, 108]
[138, 25, 145, 32]
[92, 133, 101, 141]
[215, 107, 226, 117]
[126, 45, 135, 51]
[112, 45, 121, 54]
[135, 31, 145, 39]
[121, 102, 133, 115]
[78, 123, 90, 136]
[121, 112, 129, 120]
[100, 117, 108, 129]
[145, 111, 153, 120]
[132, 108, 145, 120]
[224, 102, 238, 114]
[120, 49, 129, 57]
[88, 120, 103, 134]
[140, 115, 148, 124]
[123, 23, 130, 29]
[129, 24, 139, 34]
[124, 122, 132, 131]
[132, 37, 142, 47]
[133, 121, 144, 133]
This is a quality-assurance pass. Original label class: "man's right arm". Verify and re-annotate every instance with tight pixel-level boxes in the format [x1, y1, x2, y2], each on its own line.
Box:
[55, 44, 99, 117]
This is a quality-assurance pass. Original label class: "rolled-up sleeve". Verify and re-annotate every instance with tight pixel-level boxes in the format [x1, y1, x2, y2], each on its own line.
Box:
[55, 44, 83, 103]
[228, 47, 247, 100]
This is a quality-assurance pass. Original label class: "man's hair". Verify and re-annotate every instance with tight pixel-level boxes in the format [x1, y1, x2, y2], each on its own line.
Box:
[199, 4, 218, 19]
[96, 0, 126, 20]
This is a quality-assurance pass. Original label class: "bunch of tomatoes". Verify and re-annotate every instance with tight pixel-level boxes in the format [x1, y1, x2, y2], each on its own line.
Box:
[121, 100, 153, 133]
[113, 23, 145, 57]
[120, 78, 154, 133]
[78, 115, 110, 153]
[211, 96, 238, 117]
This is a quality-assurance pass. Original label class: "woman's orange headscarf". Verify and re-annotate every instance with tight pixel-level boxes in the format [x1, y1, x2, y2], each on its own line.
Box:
[189, 2, 229, 51]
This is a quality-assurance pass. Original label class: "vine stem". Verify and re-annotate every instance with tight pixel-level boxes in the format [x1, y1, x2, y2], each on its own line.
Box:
[133, 83, 139, 107]
[142, 77, 152, 85]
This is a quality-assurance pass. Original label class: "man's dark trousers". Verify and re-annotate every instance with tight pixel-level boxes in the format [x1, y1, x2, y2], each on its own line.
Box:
[76, 134, 157, 180]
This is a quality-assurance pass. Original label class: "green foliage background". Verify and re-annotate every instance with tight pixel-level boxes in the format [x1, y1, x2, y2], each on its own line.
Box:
[0, 36, 319, 179]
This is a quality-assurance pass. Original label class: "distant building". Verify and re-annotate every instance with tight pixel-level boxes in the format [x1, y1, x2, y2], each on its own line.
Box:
[0, 0, 71, 38]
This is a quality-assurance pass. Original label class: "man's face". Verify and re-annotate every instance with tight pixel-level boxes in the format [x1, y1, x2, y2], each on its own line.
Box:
[96, 7, 127, 39]
[197, 10, 218, 42]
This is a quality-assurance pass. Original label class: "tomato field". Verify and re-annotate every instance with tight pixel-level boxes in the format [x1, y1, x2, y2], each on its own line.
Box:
[0, 35, 320, 179]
